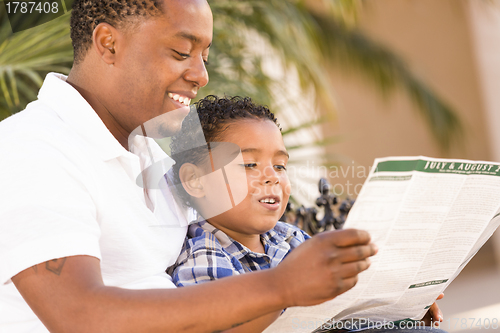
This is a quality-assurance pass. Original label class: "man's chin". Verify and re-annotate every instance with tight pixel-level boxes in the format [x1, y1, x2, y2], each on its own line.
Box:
[133, 107, 190, 139]
[156, 120, 184, 138]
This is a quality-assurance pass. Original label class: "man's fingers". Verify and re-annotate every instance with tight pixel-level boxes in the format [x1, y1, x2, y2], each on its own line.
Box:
[339, 275, 359, 294]
[322, 229, 372, 247]
[276, 228, 378, 307]
[427, 302, 443, 323]
[338, 244, 378, 263]
[338, 259, 371, 279]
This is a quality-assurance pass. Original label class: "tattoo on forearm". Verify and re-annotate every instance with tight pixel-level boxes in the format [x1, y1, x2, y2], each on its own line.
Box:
[210, 319, 251, 332]
[45, 258, 67, 275]
[231, 322, 246, 328]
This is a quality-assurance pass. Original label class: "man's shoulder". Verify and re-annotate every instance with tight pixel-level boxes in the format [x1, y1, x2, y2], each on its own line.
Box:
[2, 100, 57, 128]
[0, 101, 101, 190]
[0, 101, 77, 151]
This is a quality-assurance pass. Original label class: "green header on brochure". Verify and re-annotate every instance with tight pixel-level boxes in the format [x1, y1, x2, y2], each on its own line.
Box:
[374, 159, 500, 176]
[409, 279, 448, 289]
[369, 175, 412, 182]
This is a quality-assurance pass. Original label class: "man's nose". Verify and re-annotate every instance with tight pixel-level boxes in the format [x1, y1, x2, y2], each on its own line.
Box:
[184, 56, 209, 88]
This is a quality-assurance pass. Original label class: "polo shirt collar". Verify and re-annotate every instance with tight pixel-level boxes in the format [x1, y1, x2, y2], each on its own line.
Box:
[37, 73, 129, 161]
[192, 220, 290, 262]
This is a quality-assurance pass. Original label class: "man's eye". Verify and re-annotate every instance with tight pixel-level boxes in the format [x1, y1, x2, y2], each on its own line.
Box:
[275, 165, 287, 171]
[174, 50, 190, 59]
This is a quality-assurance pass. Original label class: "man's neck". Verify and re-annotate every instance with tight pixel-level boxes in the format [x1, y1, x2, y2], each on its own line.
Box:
[67, 69, 130, 150]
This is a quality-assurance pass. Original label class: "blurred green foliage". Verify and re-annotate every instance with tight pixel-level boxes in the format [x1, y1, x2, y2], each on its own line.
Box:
[0, 0, 462, 150]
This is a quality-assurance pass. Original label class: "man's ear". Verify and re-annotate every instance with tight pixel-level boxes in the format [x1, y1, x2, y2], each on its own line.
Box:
[179, 163, 205, 198]
[92, 23, 117, 64]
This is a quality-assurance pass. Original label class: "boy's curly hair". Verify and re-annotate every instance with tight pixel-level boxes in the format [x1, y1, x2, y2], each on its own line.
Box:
[70, 0, 163, 64]
[170, 95, 280, 207]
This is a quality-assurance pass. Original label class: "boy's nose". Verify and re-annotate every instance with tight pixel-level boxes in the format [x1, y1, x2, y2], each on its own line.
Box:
[264, 178, 280, 185]
[263, 167, 280, 185]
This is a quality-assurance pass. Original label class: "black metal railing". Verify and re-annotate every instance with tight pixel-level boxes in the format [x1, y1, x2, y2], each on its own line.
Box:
[280, 178, 355, 235]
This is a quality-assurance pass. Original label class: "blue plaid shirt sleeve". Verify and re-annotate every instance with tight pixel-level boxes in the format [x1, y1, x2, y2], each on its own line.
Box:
[169, 229, 238, 287]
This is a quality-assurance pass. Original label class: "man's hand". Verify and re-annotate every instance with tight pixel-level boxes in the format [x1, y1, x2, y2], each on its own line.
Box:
[422, 293, 444, 326]
[272, 228, 378, 307]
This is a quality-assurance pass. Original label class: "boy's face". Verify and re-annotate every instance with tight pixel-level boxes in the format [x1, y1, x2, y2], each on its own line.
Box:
[202, 119, 291, 240]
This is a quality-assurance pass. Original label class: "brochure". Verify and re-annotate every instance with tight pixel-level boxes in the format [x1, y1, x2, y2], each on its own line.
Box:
[264, 156, 500, 333]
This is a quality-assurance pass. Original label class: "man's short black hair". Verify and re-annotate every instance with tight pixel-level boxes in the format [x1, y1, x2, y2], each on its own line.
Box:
[170, 95, 281, 207]
[70, 0, 163, 64]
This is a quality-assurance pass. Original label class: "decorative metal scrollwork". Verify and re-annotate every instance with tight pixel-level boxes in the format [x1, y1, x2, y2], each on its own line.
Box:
[281, 178, 355, 235]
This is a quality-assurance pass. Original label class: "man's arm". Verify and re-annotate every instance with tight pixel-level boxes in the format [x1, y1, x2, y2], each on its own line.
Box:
[13, 229, 377, 333]
[222, 310, 281, 333]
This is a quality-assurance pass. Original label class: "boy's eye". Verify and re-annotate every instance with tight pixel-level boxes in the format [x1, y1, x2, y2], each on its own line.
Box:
[275, 165, 287, 171]
[242, 163, 257, 168]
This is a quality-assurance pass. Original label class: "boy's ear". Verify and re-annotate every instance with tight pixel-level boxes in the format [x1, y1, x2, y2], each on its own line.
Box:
[179, 163, 205, 198]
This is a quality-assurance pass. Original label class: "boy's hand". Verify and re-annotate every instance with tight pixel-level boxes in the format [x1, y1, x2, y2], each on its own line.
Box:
[422, 293, 444, 326]
[272, 228, 377, 307]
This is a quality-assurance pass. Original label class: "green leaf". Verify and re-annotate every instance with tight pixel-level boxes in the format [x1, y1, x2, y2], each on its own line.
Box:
[0, 12, 72, 118]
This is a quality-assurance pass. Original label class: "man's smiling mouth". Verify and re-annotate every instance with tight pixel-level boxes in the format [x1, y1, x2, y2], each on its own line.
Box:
[168, 92, 191, 106]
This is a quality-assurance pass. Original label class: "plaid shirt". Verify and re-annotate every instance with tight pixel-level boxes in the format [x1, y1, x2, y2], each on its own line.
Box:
[168, 220, 310, 287]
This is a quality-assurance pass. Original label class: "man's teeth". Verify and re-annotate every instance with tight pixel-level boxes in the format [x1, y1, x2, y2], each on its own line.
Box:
[168, 93, 191, 106]
[259, 198, 276, 204]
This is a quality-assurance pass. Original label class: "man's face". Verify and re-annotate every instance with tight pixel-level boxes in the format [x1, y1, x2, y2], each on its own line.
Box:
[109, 0, 213, 137]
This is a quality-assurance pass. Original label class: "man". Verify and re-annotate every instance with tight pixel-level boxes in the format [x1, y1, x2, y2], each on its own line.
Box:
[0, 1, 436, 332]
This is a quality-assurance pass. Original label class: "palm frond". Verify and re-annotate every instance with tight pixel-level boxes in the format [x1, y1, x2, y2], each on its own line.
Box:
[0, 12, 73, 117]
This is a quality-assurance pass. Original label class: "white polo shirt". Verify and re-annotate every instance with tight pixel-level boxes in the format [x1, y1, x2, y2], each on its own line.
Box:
[0, 73, 191, 332]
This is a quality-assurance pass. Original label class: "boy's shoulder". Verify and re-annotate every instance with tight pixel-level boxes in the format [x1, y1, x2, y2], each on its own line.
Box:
[171, 221, 225, 270]
[182, 221, 226, 252]
[270, 221, 311, 244]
